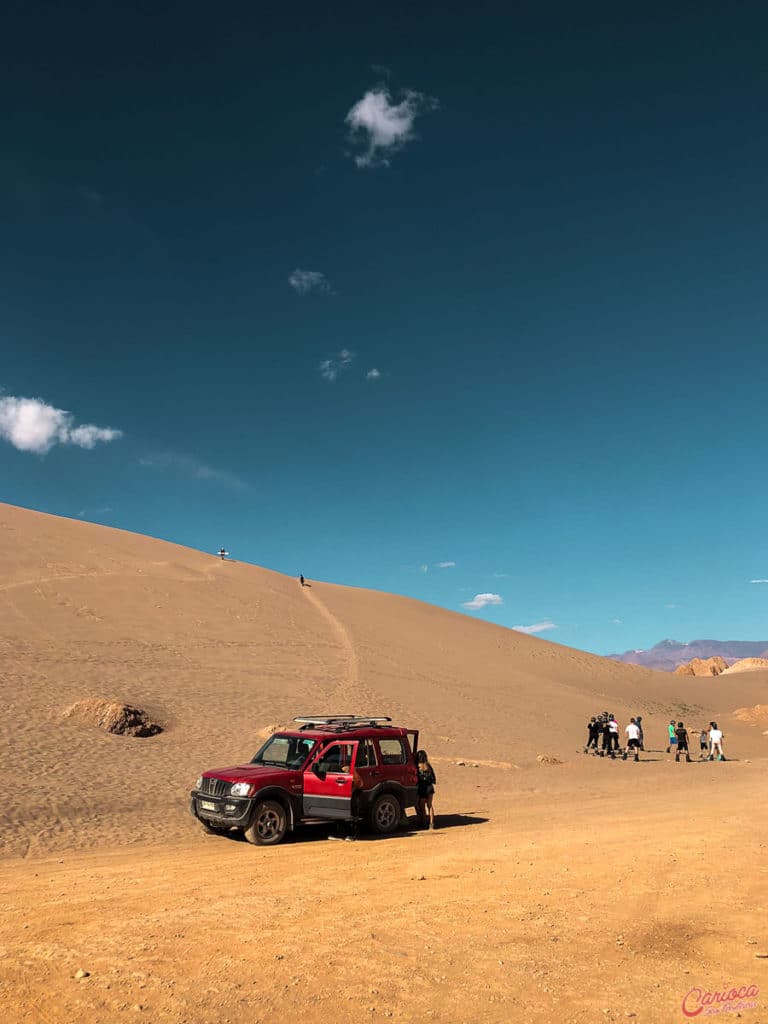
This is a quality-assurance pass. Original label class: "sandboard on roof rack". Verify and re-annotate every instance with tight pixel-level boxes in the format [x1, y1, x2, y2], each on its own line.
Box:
[294, 716, 393, 729]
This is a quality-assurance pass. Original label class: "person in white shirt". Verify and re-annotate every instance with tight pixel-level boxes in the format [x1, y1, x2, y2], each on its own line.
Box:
[607, 715, 620, 757]
[624, 718, 641, 762]
[708, 721, 725, 761]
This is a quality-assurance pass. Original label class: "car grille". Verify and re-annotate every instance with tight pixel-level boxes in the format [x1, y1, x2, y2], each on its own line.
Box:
[199, 777, 229, 797]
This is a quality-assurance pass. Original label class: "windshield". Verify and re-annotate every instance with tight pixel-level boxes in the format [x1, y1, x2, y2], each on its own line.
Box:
[251, 734, 317, 769]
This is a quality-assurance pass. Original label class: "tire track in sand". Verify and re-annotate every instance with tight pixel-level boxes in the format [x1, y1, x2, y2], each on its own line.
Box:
[300, 583, 359, 697]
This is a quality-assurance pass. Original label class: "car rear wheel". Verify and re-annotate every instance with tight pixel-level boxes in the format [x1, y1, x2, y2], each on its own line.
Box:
[244, 800, 288, 846]
[369, 793, 401, 835]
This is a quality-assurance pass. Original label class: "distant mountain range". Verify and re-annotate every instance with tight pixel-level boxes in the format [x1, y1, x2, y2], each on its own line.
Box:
[608, 638, 768, 672]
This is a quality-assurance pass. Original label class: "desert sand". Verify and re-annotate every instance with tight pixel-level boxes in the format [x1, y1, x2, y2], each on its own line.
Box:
[1, 501, 766, 1023]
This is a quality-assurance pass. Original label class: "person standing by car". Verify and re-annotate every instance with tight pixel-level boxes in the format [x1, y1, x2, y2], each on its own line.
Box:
[416, 750, 437, 830]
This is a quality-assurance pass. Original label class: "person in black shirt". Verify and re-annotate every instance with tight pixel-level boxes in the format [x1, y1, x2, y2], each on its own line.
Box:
[674, 722, 691, 763]
[584, 717, 600, 753]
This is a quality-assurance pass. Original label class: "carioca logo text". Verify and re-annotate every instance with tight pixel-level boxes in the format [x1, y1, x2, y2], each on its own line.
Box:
[682, 983, 759, 1018]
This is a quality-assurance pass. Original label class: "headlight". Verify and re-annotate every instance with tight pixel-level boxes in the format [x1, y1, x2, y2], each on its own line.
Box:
[195, 776, 203, 790]
[230, 782, 253, 797]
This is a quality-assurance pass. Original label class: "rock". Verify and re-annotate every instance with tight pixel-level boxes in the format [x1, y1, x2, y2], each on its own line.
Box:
[733, 705, 768, 726]
[674, 656, 728, 676]
[74, 969, 90, 979]
[536, 754, 563, 766]
[62, 699, 162, 737]
[722, 657, 768, 674]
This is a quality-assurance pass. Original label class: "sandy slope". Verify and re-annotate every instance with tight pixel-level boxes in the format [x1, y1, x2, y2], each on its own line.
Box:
[1, 501, 767, 1023]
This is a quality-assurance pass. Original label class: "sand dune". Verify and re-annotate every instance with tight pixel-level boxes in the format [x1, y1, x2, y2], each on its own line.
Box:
[2, 499, 765, 858]
[1, 501, 767, 1023]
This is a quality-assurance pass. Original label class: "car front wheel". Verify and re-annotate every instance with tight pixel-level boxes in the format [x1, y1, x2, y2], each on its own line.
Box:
[369, 793, 401, 835]
[244, 800, 288, 846]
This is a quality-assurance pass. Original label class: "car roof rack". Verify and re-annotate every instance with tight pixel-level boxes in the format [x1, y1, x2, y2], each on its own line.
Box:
[293, 715, 394, 732]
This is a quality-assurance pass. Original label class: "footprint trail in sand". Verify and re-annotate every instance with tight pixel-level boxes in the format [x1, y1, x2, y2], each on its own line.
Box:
[300, 583, 359, 691]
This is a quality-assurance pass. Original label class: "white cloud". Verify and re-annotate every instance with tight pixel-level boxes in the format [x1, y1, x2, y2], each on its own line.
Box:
[0, 394, 122, 454]
[462, 593, 503, 611]
[750, 579, 768, 584]
[77, 505, 113, 518]
[612, 618, 623, 624]
[319, 349, 354, 382]
[513, 620, 556, 634]
[419, 564, 429, 574]
[345, 87, 438, 168]
[366, 368, 381, 380]
[437, 561, 456, 569]
[289, 269, 331, 295]
[139, 452, 247, 490]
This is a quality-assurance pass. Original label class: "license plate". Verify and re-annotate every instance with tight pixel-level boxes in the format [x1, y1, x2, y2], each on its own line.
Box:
[200, 800, 217, 811]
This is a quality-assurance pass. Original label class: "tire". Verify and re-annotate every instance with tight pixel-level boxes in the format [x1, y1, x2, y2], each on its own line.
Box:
[244, 800, 288, 846]
[369, 793, 401, 836]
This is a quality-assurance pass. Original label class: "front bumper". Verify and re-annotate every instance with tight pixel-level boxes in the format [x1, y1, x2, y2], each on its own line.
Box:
[190, 790, 254, 828]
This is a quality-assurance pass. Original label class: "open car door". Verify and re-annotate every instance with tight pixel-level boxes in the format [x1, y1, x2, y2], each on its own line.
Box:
[303, 740, 359, 820]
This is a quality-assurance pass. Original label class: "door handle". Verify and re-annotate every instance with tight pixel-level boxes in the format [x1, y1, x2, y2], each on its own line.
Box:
[335, 778, 347, 785]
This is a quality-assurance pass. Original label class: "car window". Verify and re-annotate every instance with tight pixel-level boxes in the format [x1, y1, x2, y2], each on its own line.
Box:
[316, 742, 356, 773]
[377, 738, 406, 765]
[251, 734, 316, 768]
[356, 739, 378, 768]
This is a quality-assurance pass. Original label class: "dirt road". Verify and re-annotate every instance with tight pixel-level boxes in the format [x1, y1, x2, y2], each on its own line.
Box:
[2, 765, 766, 1024]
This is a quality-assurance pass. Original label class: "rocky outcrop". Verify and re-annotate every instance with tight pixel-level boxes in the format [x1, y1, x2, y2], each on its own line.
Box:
[733, 704, 768, 725]
[63, 699, 163, 737]
[721, 658, 768, 675]
[673, 656, 728, 677]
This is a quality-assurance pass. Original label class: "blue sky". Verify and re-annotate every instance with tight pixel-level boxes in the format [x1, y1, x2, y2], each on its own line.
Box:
[3, 1, 768, 654]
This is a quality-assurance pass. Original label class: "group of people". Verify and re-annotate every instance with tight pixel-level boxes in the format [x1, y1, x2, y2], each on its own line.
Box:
[584, 712, 644, 760]
[666, 720, 726, 761]
[584, 713, 727, 762]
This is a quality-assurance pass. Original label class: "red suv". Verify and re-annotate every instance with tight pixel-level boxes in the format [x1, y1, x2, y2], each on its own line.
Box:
[190, 716, 420, 845]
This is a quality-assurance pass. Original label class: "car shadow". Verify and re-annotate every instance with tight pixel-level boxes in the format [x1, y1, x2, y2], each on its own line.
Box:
[209, 812, 489, 846]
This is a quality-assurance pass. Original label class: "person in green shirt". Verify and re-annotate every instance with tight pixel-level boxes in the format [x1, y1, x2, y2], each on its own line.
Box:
[666, 719, 677, 754]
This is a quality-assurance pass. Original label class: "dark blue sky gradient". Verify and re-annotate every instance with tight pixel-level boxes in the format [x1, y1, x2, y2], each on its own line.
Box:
[2, 1, 768, 652]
